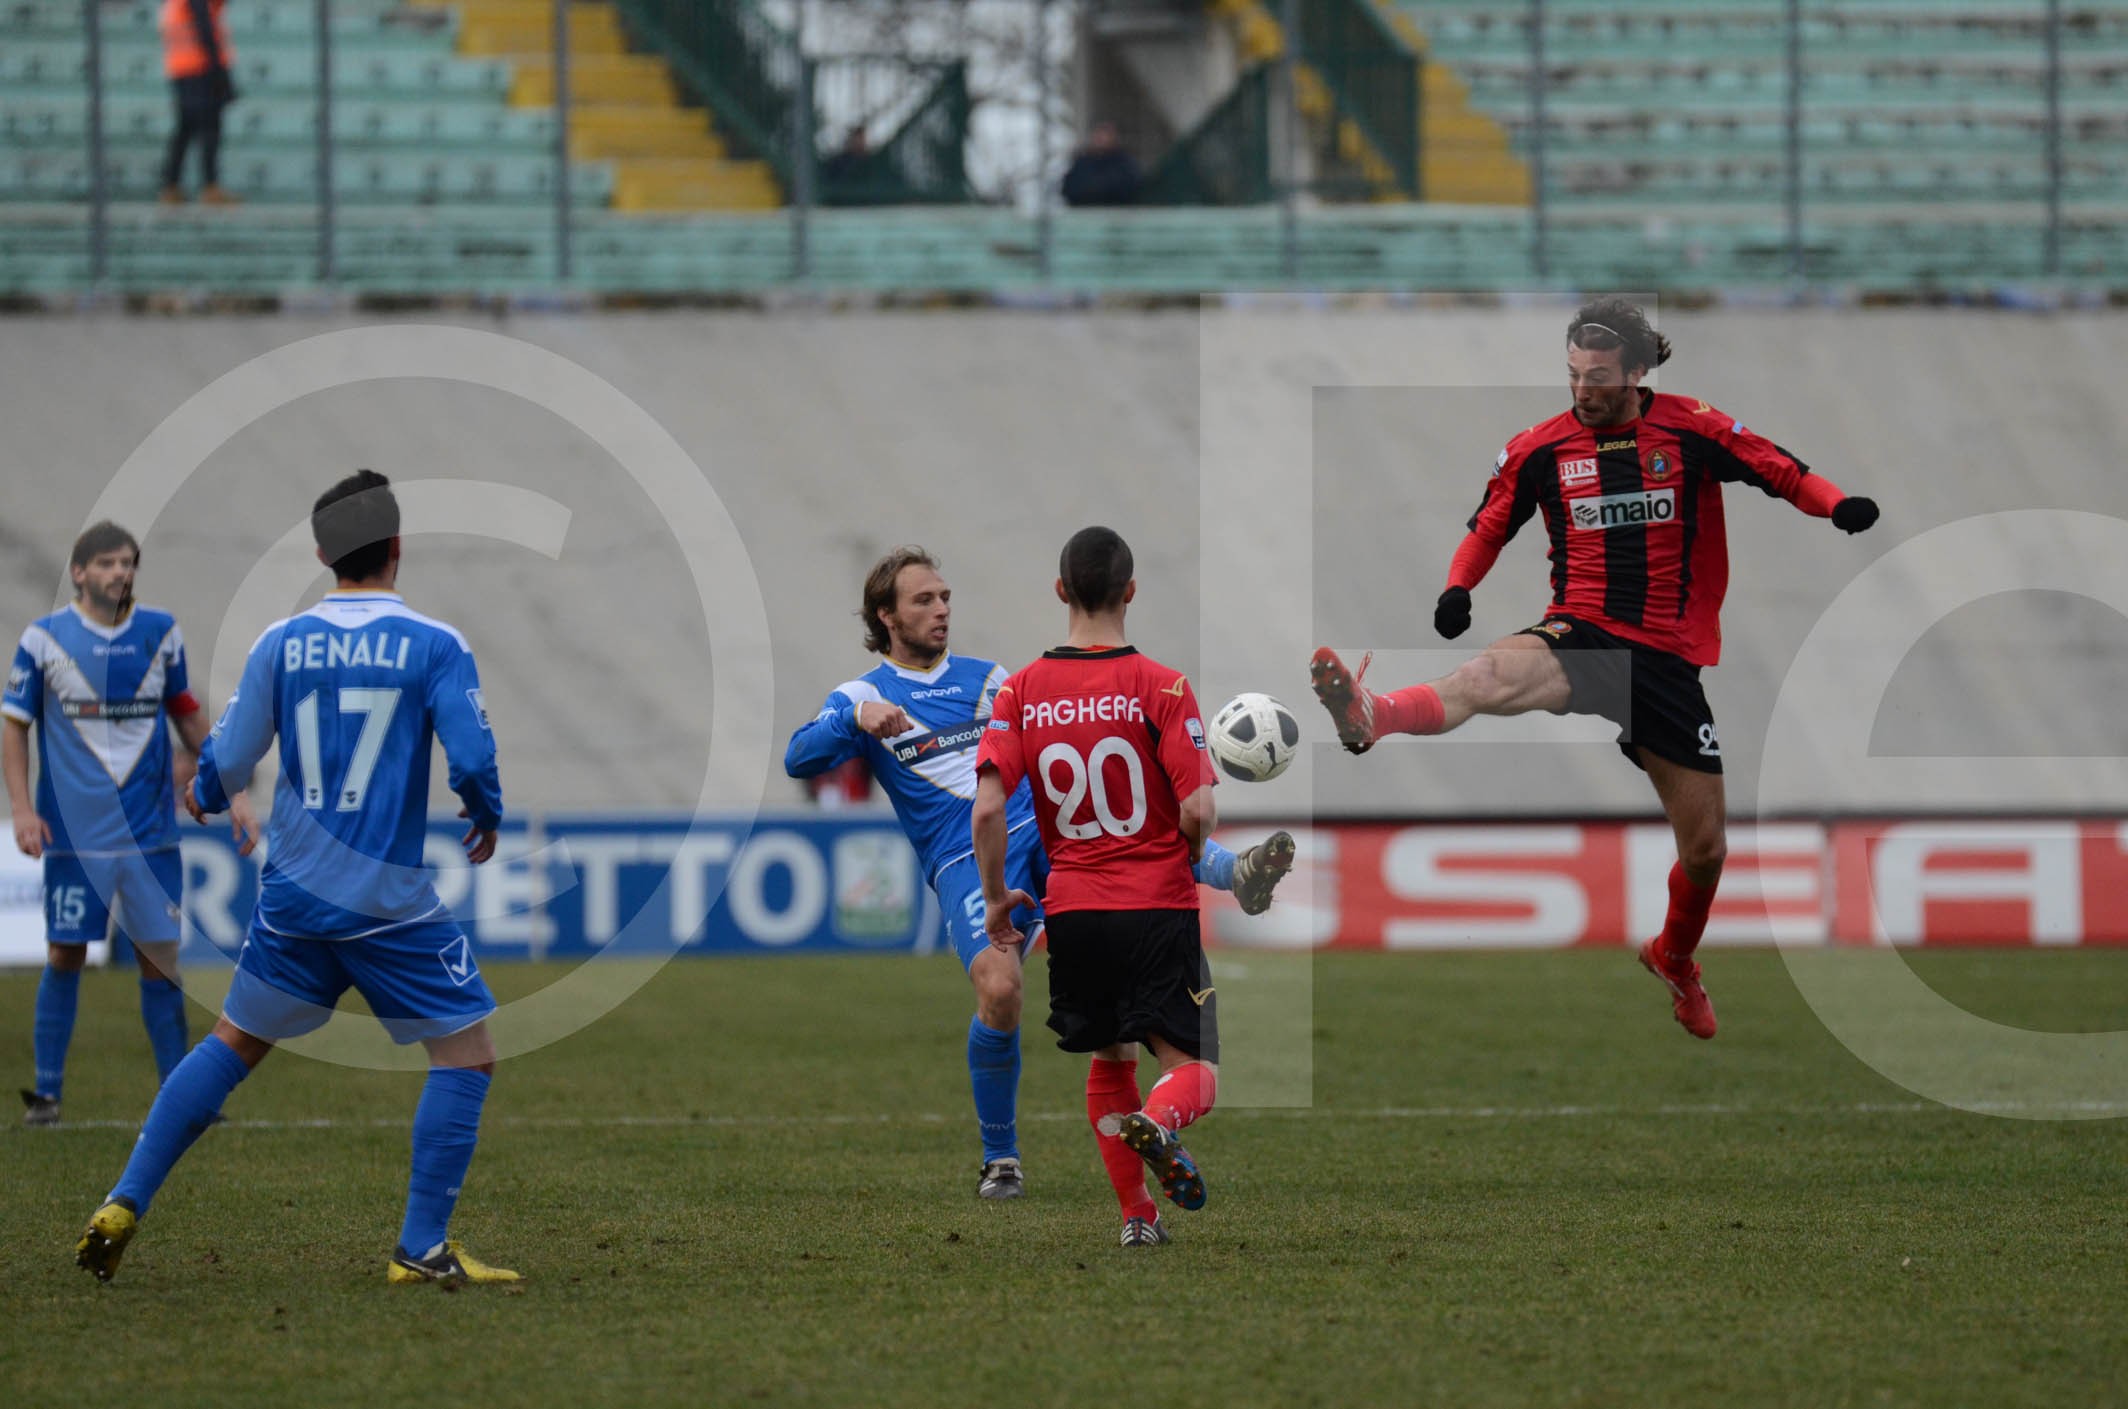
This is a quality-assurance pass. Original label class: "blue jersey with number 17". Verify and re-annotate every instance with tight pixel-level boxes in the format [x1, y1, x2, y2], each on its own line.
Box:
[194, 590, 503, 941]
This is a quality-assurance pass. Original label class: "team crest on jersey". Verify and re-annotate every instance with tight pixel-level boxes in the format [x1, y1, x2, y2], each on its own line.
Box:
[1646, 450, 1672, 480]
[1531, 620, 1573, 638]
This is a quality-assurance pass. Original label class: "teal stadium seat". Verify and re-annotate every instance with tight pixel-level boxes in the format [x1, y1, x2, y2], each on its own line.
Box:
[2, 0, 2125, 291]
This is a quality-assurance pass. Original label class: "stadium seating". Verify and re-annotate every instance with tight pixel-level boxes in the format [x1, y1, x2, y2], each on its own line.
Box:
[1399, 0, 2128, 209]
[0, 0, 775, 211]
[1, 0, 2122, 290]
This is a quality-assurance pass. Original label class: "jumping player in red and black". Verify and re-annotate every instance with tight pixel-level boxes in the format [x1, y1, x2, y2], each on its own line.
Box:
[1310, 298, 1880, 1039]
[973, 526, 1222, 1248]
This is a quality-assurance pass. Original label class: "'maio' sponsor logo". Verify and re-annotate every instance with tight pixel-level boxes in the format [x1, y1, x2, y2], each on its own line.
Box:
[1570, 488, 1676, 531]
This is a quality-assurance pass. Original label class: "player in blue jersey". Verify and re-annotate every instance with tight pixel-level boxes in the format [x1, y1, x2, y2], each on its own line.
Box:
[784, 547, 1293, 1200]
[75, 471, 517, 1287]
[4, 521, 211, 1127]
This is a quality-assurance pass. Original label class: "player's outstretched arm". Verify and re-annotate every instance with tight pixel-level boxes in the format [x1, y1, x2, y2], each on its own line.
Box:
[170, 704, 210, 811]
[783, 690, 877, 779]
[1178, 785, 1216, 869]
[430, 642, 502, 857]
[971, 769, 1030, 950]
[193, 629, 280, 817]
[1698, 407, 1877, 533]
[3, 718, 50, 858]
[1830, 496, 1879, 533]
[224, 789, 260, 858]
[1435, 533, 1504, 639]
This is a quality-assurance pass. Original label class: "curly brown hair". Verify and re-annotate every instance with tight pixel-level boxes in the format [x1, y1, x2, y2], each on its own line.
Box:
[859, 546, 939, 654]
[1567, 297, 1672, 375]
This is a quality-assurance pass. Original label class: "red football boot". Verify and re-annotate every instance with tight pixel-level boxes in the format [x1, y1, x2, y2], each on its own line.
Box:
[1309, 647, 1378, 755]
[1638, 938, 1717, 1040]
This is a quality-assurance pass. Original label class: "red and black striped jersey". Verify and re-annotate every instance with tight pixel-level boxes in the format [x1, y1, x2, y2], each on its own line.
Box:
[1464, 390, 1839, 666]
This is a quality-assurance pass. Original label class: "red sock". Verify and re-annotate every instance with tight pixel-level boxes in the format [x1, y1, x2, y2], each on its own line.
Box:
[1374, 684, 1446, 736]
[1087, 1058, 1156, 1221]
[1142, 1060, 1218, 1133]
[1657, 862, 1720, 963]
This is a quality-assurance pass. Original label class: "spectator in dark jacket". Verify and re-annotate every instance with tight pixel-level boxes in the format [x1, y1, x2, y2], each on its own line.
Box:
[1061, 121, 1141, 208]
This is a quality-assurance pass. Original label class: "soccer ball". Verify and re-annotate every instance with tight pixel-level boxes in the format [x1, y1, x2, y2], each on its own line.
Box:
[1208, 693, 1300, 782]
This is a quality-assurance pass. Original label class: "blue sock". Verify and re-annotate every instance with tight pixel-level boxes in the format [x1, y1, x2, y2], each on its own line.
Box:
[32, 966, 80, 1100]
[110, 1034, 250, 1216]
[398, 1067, 491, 1259]
[139, 977, 190, 1085]
[1193, 839, 1238, 892]
[967, 1017, 1020, 1163]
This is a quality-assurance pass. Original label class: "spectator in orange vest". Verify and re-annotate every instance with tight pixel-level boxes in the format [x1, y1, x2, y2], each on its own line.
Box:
[159, 0, 239, 205]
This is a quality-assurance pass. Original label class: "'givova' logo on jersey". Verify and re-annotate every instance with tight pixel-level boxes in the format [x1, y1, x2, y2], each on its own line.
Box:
[1570, 488, 1676, 532]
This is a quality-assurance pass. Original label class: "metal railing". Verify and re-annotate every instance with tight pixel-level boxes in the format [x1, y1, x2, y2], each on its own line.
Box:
[1142, 64, 1273, 206]
[1296, 0, 1418, 198]
[0, 0, 2115, 295]
[811, 58, 975, 206]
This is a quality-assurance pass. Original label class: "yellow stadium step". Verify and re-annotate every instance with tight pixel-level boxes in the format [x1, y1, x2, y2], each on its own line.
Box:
[611, 158, 782, 212]
[1198, 0, 1528, 205]
[508, 54, 676, 108]
[1410, 56, 1529, 204]
[1423, 153, 1531, 205]
[419, 0, 781, 209]
[568, 106, 725, 161]
[457, 7, 628, 60]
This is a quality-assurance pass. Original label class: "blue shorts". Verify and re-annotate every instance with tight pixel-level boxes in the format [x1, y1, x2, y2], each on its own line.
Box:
[45, 849, 183, 946]
[223, 916, 497, 1046]
[935, 834, 1049, 971]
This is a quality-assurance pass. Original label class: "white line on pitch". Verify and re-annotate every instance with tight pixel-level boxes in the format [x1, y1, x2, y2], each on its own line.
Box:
[30, 1097, 2128, 1134]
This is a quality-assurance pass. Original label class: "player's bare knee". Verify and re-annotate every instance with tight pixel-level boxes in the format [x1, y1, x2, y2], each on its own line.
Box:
[1449, 654, 1509, 713]
[210, 1015, 275, 1068]
[425, 1019, 496, 1071]
[133, 940, 180, 983]
[1682, 835, 1728, 879]
[46, 942, 88, 973]
[975, 968, 1021, 1029]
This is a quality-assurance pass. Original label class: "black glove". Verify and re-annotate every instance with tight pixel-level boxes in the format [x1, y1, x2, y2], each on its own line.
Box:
[1831, 497, 1878, 534]
[1434, 586, 1472, 640]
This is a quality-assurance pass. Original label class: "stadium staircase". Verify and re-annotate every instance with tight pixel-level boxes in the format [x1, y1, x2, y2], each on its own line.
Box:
[1199, 0, 1529, 203]
[1394, 0, 2128, 211]
[0, 0, 777, 211]
[436, 0, 780, 211]
[1, 0, 2124, 291]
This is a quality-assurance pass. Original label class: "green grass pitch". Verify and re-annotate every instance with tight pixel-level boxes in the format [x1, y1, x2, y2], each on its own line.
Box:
[4, 948, 2126, 1408]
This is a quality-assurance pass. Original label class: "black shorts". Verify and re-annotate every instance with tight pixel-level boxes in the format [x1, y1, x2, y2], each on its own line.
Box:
[1518, 614, 1722, 774]
[1043, 908, 1218, 1062]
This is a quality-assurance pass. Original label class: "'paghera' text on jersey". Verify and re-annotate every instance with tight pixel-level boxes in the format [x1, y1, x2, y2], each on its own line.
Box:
[975, 646, 1216, 915]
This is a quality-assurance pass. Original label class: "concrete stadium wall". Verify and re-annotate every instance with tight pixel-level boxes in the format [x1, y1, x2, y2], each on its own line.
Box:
[1, 305, 2123, 821]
